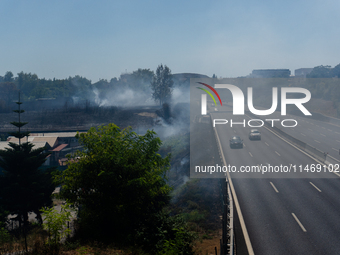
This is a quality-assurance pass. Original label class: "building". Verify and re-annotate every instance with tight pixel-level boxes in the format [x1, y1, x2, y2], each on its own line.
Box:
[294, 68, 313, 77]
[5, 132, 84, 167]
[250, 69, 291, 78]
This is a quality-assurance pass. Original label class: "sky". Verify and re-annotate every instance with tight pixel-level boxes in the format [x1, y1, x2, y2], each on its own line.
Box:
[1, 0, 340, 82]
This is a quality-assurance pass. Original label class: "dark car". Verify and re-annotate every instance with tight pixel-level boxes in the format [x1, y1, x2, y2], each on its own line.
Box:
[249, 129, 261, 140]
[230, 136, 243, 148]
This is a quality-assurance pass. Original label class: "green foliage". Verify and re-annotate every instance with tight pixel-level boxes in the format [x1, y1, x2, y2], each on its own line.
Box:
[0, 98, 54, 234]
[0, 142, 55, 222]
[120, 68, 154, 91]
[136, 211, 196, 255]
[55, 123, 172, 243]
[157, 226, 196, 255]
[151, 64, 174, 105]
[160, 133, 189, 160]
[41, 203, 75, 245]
[0, 226, 11, 245]
[170, 179, 221, 232]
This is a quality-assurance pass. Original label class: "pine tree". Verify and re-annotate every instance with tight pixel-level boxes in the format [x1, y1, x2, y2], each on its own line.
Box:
[0, 94, 55, 251]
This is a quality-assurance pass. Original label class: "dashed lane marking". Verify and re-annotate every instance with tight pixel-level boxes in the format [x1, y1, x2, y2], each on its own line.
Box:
[292, 213, 307, 232]
[309, 182, 322, 192]
[270, 182, 279, 193]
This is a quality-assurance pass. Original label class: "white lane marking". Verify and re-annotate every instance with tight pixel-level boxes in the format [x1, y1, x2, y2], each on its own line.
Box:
[328, 129, 332, 132]
[265, 142, 269, 146]
[322, 127, 326, 129]
[336, 132, 340, 135]
[292, 213, 307, 232]
[336, 140, 340, 143]
[270, 182, 279, 193]
[320, 134, 326, 137]
[301, 133, 306, 136]
[275, 151, 281, 156]
[308, 128, 313, 131]
[309, 182, 322, 192]
[332, 148, 338, 151]
[314, 140, 321, 143]
[249, 152, 253, 157]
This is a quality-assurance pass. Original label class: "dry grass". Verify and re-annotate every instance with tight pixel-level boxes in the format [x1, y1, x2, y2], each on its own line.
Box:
[193, 229, 222, 255]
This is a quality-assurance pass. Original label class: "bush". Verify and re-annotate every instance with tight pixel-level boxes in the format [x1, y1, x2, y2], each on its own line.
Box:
[0, 226, 10, 245]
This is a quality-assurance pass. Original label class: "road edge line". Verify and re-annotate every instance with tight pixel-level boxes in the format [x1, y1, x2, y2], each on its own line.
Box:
[213, 123, 255, 255]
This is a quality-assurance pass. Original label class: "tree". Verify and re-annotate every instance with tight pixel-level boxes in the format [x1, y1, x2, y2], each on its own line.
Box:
[41, 203, 75, 248]
[151, 64, 174, 105]
[332, 63, 340, 78]
[0, 82, 17, 112]
[55, 123, 172, 243]
[3, 71, 13, 82]
[307, 65, 333, 78]
[0, 95, 54, 251]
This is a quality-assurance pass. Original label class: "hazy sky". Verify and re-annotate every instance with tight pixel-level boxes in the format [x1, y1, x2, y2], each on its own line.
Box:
[1, 0, 339, 81]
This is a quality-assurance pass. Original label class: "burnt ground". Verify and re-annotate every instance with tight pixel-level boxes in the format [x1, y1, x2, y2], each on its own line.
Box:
[0, 105, 159, 134]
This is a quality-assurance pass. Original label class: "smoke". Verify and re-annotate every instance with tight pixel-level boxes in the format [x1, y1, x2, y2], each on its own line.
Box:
[171, 86, 190, 105]
[93, 87, 156, 107]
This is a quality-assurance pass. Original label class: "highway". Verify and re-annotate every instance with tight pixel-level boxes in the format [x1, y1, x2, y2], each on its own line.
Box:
[246, 105, 340, 160]
[209, 104, 340, 254]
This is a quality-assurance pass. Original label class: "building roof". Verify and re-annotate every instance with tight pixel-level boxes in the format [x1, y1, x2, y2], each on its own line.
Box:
[31, 137, 58, 148]
[8, 136, 58, 148]
[51, 143, 69, 152]
[0, 141, 49, 150]
[30, 132, 82, 137]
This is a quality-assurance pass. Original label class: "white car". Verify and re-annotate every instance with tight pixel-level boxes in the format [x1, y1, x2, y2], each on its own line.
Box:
[249, 129, 261, 140]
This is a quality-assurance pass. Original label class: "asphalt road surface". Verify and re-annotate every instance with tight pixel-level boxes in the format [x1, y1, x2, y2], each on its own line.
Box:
[209, 104, 340, 254]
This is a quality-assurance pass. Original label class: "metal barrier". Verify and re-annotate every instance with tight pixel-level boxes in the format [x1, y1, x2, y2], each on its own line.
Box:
[208, 113, 235, 254]
[219, 179, 234, 255]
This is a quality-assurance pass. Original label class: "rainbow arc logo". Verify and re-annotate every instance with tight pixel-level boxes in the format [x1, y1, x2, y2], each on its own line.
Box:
[196, 82, 222, 115]
[196, 82, 222, 106]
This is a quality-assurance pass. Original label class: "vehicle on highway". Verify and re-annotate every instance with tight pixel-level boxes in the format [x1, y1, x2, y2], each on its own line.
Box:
[230, 136, 243, 148]
[249, 129, 261, 140]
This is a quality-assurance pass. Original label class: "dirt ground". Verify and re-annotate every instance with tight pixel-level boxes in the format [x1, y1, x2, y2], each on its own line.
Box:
[194, 230, 222, 255]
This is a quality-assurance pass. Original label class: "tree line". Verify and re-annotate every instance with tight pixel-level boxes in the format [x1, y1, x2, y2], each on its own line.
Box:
[307, 63, 340, 78]
[0, 64, 174, 112]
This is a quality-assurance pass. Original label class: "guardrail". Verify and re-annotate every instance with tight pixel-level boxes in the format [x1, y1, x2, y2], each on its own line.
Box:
[219, 179, 234, 255]
[209, 114, 234, 255]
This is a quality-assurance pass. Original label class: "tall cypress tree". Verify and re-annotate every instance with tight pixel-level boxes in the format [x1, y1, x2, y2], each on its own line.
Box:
[0, 94, 55, 251]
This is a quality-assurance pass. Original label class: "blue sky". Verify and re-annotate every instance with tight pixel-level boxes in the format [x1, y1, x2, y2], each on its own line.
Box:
[1, 0, 339, 81]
